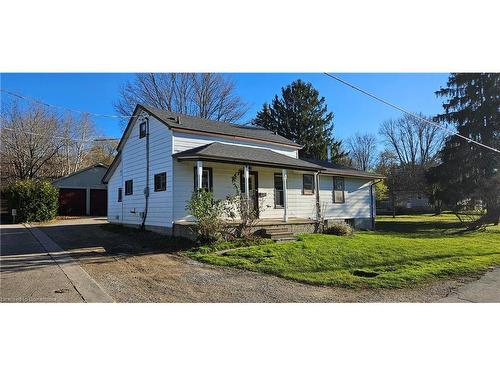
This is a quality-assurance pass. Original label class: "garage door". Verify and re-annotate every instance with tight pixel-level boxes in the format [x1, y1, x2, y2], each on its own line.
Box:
[59, 188, 86, 216]
[90, 189, 107, 216]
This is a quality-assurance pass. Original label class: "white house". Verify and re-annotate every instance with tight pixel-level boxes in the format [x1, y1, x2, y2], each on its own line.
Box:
[102, 105, 383, 237]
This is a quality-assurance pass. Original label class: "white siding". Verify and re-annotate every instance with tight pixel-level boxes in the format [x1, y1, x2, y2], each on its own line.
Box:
[173, 132, 298, 158]
[173, 162, 317, 221]
[108, 112, 374, 228]
[107, 161, 123, 222]
[173, 161, 241, 221]
[319, 175, 372, 219]
[107, 114, 173, 228]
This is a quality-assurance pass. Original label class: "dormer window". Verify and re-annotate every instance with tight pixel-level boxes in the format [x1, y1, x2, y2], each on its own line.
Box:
[139, 121, 147, 138]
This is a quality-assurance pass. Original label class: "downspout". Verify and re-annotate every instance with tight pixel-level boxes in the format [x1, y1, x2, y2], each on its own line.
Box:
[141, 116, 150, 230]
[315, 171, 321, 221]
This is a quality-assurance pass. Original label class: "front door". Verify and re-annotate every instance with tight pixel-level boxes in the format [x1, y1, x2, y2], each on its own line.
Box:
[248, 172, 259, 218]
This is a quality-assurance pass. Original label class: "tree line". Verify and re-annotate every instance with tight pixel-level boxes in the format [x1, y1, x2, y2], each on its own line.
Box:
[0, 101, 117, 182]
[2, 73, 498, 226]
[250, 74, 498, 226]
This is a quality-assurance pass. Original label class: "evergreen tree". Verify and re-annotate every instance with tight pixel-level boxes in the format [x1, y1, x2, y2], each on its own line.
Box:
[427, 73, 500, 224]
[252, 80, 346, 161]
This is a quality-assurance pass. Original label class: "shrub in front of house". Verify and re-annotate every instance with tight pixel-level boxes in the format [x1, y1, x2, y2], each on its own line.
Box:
[323, 221, 354, 236]
[186, 189, 227, 244]
[6, 179, 59, 223]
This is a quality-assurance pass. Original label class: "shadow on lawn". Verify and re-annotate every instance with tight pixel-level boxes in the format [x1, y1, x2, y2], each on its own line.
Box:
[375, 219, 466, 236]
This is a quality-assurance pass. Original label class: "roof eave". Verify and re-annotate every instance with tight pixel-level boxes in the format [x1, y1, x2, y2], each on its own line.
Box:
[102, 151, 122, 183]
[319, 170, 386, 179]
[174, 155, 323, 172]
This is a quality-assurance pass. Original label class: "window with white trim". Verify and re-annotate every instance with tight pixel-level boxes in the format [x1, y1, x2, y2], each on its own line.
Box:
[274, 173, 284, 208]
[303, 174, 314, 195]
[333, 177, 345, 203]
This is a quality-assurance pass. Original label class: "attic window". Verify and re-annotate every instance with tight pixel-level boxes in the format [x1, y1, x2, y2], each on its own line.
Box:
[139, 121, 147, 138]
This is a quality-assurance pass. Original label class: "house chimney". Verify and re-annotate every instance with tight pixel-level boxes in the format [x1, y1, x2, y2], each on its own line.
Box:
[327, 145, 332, 162]
[177, 116, 182, 125]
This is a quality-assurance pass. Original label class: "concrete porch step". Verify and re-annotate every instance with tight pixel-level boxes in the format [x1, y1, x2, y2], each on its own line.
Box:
[264, 227, 292, 234]
[262, 229, 297, 242]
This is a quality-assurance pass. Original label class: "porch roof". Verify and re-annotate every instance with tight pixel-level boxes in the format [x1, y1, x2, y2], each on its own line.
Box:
[172, 142, 323, 171]
[304, 159, 385, 179]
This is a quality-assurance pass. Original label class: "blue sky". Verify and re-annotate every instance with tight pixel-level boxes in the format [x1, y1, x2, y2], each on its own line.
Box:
[1, 73, 449, 145]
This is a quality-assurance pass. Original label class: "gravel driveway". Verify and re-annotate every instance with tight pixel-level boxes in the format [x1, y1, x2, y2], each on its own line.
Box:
[36, 218, 475, 302]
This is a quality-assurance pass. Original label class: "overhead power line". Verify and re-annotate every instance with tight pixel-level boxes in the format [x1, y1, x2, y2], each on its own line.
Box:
[0, 88, 139, 119]
[0, 127, 119, 143]
[323, 72, 500, 154]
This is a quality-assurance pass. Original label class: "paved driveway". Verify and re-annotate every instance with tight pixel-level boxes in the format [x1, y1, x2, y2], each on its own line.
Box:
[0, 224, 83, 302]
[31, 218, 477, 302]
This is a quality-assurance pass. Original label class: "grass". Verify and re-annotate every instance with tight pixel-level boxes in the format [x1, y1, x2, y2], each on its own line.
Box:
[187, 214, 500, 288]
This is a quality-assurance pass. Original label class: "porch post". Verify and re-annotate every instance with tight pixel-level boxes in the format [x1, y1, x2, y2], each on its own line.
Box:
[282, 169, 288, 222]
[196, 160, 203, 190]
[243, 165, 250, 201]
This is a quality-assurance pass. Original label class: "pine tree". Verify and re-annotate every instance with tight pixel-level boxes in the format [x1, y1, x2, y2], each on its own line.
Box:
[252, 80, 346, 161]
[428, 73, 500, 224]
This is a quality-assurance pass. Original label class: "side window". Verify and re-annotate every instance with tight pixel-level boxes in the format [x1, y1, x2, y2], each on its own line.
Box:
[193, 167, 213, 192]
[125, 180, 133, 195]
[139, 121, 147, 138]
[154, 172, 167, 192]
[333, 177, 345, 203]
[302, 174, 314, 195]
[118, 188, 123, 202]
[274, 173, 284, 208]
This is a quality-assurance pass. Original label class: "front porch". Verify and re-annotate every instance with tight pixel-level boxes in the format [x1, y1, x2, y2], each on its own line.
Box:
[172, 217, 320, 240]
[173, 142, 324, 225]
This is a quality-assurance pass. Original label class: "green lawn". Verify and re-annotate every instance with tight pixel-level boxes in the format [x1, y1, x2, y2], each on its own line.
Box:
[187, 214, 500, 288]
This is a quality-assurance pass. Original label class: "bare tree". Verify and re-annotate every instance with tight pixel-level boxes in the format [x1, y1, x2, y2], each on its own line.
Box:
[115, 73, 249, 126]
[57, 113, 97, 175]
[0, 102, 63, 180]
[1, 101, 113, 182]
[346, 132, 377, 171]
[379, 113, 444, 166]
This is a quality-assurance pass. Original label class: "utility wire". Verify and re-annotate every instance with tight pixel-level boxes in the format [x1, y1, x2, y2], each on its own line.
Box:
[323, 73, 500, 154]
[0, 88, 139, 119]
[0, 127, 119, 143]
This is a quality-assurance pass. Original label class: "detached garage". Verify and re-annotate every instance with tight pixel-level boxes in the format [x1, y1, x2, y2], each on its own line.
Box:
[53, 164, 108, 216]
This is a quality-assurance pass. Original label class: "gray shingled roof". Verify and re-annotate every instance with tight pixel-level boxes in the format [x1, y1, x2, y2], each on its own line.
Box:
[304, 159, 385, 179]
[141, 105, 301, 148]
[173, 142, 323, 171]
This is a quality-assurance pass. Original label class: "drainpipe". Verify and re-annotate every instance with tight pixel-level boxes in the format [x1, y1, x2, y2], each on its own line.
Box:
[141, 116, 150, 230]
[315, 171, 321, 221]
